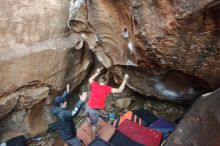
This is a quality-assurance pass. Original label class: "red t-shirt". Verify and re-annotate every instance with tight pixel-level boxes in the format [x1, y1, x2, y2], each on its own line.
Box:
[88, 81, 112, 109]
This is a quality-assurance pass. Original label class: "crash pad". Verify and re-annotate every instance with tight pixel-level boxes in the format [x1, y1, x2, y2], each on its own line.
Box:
[117, 119, 162, 146]
[149, 117, 176, 129]
[112, 111, 144, 128]
[149, 117, 176, 140]
[109, 131, 144, 146]
[134, 108, 158, 126]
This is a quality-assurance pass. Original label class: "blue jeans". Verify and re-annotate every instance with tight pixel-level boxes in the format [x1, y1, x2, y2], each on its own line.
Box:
[85, 104, 100, 126]
[66, 137, 82, 146]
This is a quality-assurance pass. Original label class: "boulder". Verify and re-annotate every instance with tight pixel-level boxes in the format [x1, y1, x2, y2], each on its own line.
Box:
[0, 34, 91, 95]
[0, 0, 93, 141]
[0, 86, 49, 119]
[68, 0, 220, 88]
[110, 66, 209, 103]
[0, 86, 60, 139]
[116, 98, 132, 109]
[165, 88, 220, 146]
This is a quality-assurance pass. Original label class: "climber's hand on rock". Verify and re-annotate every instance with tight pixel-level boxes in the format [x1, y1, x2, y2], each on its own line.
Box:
[96, 67, 103, 74]
[67, 84, 70, 93]
[124, 74, 129, 80]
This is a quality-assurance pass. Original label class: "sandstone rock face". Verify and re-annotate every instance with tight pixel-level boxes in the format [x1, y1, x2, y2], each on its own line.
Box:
[116, 98, 132, 110]
[68, 0, 220, 88]
[165, 88, 220, 146]
[1, 0, 220, 141]
[110, 66, 209, 103]
[0, 0, 92, 141]
[0, 86, 49, 119]
[0, 86, 50, 139]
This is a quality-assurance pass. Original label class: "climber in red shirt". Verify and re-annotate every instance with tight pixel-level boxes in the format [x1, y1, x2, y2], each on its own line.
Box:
[85, 67, 129, 139]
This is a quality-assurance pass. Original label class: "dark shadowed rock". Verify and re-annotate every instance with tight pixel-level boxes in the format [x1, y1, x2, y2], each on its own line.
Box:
[165, 88, 220, 146]
[110, 66, 210, 103]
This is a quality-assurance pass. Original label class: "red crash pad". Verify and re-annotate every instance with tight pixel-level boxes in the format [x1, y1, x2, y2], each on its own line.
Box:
[117, 119, 162, 146]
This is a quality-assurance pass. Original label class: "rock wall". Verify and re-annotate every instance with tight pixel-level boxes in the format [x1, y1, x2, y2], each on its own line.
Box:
[1, 0, 220, 141]
[110, 66, 209, 103]
[68, 0, 220, 89]
[0, 0, 92, 141]
[165, 88, 220, 146]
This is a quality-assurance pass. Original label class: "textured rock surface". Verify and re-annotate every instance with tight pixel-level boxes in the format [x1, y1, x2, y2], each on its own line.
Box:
[115, 98, 132, 109]
[110, 66, 209, 103]
[0, 86, 49, 119]
[0, 0, 92, 141]
[68, 0, 220, 88]
[0, 86, 50, 139]
[165, 88, 220, 146]
[1, 0, 220, 142]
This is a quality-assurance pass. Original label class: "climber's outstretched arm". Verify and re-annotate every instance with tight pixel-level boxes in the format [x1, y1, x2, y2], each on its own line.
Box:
[88, 67, 103, 83]
[111, 74, 129, 94]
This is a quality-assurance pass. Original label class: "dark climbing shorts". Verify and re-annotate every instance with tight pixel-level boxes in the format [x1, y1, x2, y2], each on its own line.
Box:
[85, 104, 100, 126]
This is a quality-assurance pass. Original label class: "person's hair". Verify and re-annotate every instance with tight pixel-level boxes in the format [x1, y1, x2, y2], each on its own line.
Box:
[98, 77, 107, 84]
[54, 96, 66, 107]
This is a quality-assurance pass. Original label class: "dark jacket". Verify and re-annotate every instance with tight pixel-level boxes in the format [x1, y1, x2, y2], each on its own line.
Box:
[51, 91, 84, 141]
